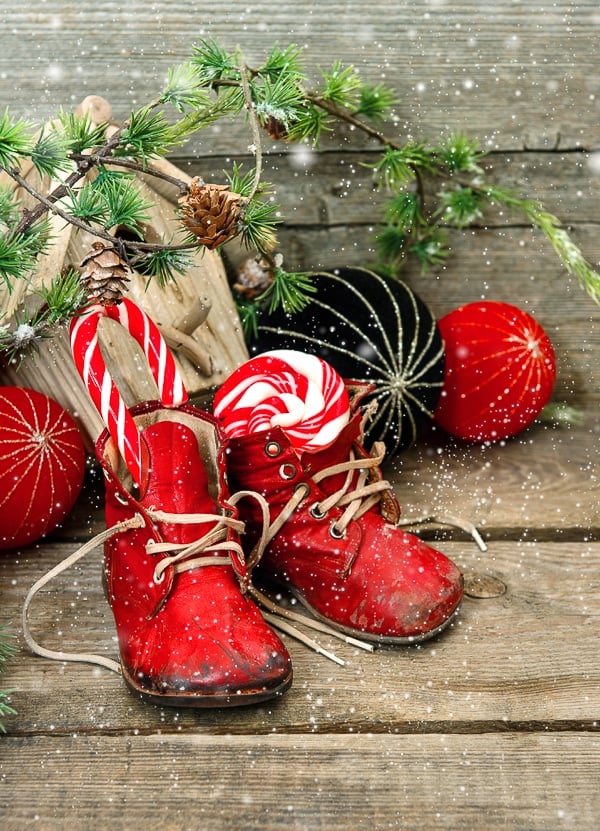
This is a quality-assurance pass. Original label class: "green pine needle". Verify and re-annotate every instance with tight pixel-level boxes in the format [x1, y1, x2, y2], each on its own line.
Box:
[257, 267, 316, 315]
[0, 108, 34, 170]
[354, 83, 398, 122]
[161, 62, 212, 113]
[29, 128, 72, 178]
[437, 132, 486, 174]
[191, 39, 238, 85]
[319, 61, 362, 110]
[0, 270, 85, 362]
[485, 185, 600, 304]
[539, 401, 585, 427]
[0, 624, 16, 734]
[173, 86, 245, 140]
[239, 197, 280, 254]
[251, 73, 305, 131]
[65, 182, 109, 225]
[224, 162, 257, 198]
[0, 231, 37, 287]
[0, 184, 19, 229]
[375, 224, 408, 264]
[94, 172, 152, 235]
[0, 626, 16, 664]
[438, 186, 485, 228]
[115, 107, 181, 161]
[36, 268, 86, 323]
[20, 216, 53, 258]
[57, 110, 108, 155]
[261, 44, 305, 81]
[236, 296, 261, 341]
[286, 104, 332, 144]
[133, 246, 194, 287]
[409, 230, 449, 273]
[385, 190, 423, 232]
[367, 144, 435, 190]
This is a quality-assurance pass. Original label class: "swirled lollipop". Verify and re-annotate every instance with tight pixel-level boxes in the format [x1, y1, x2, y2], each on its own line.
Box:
[213, 350, 350, 452]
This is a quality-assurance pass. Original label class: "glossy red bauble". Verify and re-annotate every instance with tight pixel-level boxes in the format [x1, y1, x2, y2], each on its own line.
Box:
[0, 387, 86, 550]
[434, 301, 556, 442]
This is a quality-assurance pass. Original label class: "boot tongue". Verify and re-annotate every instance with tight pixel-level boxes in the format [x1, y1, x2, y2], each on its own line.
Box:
[301, 412, 362, 495]
[139, 421, 215, 544]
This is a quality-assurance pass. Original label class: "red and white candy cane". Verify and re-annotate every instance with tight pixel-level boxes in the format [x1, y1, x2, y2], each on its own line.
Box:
[213, 349, 350, 453]
[70, 298, 188, 485]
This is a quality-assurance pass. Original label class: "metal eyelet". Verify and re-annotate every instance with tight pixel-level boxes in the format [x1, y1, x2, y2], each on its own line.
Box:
[294, 482, 310, 501]
[309, 503, 327, 520]
[279, 462, 297, 480]
[114, 491, 129, 506]
[329, 521, 346, 540]
[265, 440, 282, 458]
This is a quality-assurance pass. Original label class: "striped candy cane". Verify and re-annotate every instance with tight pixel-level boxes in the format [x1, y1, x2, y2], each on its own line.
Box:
[70, 299, 188, 486]
[213, 350, 350, 453]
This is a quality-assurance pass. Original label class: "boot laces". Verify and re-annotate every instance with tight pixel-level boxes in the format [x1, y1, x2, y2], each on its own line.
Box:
[265, 441, 391, 544]
[21, 495, 269, 675]
[21, 489, 361, 673]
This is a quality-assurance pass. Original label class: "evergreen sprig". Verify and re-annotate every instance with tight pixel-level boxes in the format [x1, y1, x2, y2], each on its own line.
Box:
[57, 110, 108, 155]
[0, 269, 85, 363]
[0, 108, 33, 170]
[132, 245, 194, 288]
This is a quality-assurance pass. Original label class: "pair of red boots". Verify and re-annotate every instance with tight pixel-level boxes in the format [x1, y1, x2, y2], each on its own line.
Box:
[26, 301, 463, 708]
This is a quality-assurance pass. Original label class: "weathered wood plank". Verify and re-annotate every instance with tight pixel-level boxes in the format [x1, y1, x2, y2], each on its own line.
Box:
[178, 149, 600, 228]
[392, 415, 600, 537]
[1, 1, 599, 152]
[17, 413, 600, 544]
[1, 732, 599, 830]
[3, 535, 600, 735]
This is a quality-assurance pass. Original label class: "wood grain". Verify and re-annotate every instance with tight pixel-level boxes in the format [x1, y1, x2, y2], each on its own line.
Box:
[1, 733, 599, 830]
[4, 531, 600, 734]
[2, 1, 599, 152]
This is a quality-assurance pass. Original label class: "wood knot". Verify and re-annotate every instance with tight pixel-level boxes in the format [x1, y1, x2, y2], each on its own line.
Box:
[464, 572, 507, 599]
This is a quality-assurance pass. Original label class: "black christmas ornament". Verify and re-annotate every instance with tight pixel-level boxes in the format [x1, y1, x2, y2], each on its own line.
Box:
[251, 267, 445, 456]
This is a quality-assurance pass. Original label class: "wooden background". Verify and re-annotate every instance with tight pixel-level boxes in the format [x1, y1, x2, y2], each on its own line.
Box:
[1, 2, 600, 829]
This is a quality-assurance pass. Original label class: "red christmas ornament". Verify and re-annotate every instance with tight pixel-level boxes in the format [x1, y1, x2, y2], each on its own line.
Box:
[434, 301, 556, 442]
[0, 387, 86, 550]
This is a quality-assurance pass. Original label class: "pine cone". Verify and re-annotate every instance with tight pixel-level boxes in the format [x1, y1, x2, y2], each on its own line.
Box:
[180, 178, 242, 249]
[79, 241, 131, 305]
[233, 256, 275, 300]
[261, 116, 289, 141]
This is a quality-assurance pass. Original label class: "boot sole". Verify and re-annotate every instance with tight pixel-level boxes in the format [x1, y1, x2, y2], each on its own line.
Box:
[284, 585, 462, 646]
[120, 664, 293, 709]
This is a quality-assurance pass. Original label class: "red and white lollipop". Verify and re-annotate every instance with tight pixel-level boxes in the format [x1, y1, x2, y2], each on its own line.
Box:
[213, 350, 350, 453]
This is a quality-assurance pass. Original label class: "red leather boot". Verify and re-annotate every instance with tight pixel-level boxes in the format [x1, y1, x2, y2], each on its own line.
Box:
[223, 400, 464, 644]
[96, 400, 293, 706]
[22, 300, 292, 708]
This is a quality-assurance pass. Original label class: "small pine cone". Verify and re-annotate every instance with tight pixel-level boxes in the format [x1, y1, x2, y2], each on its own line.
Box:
[261, 116, 289, 141]
[79, 241, 131, 305]
[233, 256, 274, 300]
[180, 178, 242, 249]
